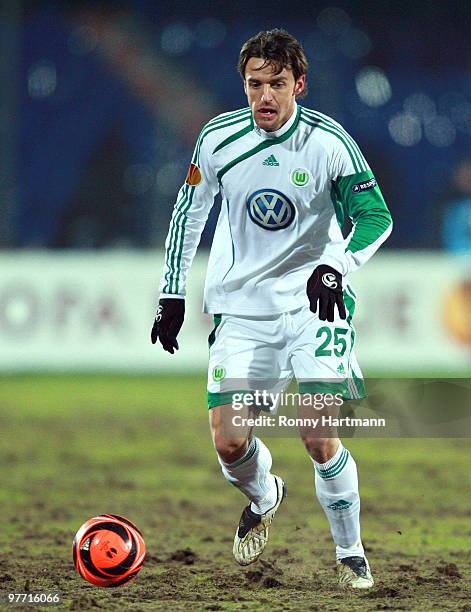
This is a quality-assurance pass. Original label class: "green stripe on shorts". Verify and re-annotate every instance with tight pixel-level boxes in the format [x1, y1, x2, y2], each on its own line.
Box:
[298, 380, 352, 397]
[207, 390, 248, 409]
[298, 379, 366, 400]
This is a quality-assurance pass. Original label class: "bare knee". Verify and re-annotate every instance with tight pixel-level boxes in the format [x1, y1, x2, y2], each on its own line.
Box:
[210, 404, 252, 463]
[213, 433, 248, 464]
[301, 436, 339, 463]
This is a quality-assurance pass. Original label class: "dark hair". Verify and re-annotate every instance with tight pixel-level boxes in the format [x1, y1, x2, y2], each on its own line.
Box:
[238, 29, 308, 97]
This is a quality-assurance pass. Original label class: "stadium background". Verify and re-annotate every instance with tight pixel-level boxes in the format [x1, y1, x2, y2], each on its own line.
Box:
[1, 1, 470, 610]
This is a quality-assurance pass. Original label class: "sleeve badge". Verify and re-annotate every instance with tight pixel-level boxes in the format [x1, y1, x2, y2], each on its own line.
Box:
[185, 163, 202, 186]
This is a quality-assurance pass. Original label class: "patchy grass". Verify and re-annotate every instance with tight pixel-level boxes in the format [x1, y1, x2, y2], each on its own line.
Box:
[0, 375, 470, 610]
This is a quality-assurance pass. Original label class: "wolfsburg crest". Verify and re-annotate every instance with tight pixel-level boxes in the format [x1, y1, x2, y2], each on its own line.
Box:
[246, 189, 296, 231]
[212, 366, 226, 382]
[291, 167, 310, 187]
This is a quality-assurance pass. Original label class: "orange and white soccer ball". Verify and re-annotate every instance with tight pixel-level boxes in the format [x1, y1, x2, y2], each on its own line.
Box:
[73, 514, 146, 587]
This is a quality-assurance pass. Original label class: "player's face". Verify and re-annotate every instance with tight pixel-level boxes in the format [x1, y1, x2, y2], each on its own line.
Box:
[244, 57, 305, 132]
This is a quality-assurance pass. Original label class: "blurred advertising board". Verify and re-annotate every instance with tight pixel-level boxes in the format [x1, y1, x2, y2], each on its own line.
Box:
[0, 251, 469, 374]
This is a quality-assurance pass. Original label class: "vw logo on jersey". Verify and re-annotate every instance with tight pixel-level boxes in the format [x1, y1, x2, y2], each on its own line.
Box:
[246, 189, 296, 231]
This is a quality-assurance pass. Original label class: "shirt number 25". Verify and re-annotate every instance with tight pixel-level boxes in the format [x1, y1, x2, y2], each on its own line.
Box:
[315, 327, 349, 357]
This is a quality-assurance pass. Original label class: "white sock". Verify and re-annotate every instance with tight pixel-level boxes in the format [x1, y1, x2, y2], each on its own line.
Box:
[313, 442, 364, 560]
[218, 437, 277, 515]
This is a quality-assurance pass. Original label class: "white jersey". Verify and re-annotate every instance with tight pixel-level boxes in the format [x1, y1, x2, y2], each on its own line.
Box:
[160, 103, 392, 315]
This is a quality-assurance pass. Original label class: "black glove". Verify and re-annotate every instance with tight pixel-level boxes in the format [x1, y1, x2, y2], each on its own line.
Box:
[306, 265, 346, 323]
[151, 298, 185, 354]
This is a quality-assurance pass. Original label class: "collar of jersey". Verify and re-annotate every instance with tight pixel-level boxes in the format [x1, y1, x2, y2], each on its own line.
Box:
[253, 103, 298, 140]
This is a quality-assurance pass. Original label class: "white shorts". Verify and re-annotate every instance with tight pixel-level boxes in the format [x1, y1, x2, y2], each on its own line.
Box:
[207, 290, 365, 409]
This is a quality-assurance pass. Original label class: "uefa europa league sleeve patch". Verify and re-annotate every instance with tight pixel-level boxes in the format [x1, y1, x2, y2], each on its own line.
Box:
[351, 177, 377, 193]
[185, 163, 203, 186]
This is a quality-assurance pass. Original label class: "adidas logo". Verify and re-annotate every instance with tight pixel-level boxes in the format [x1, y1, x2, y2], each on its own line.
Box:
[337, 363, 345, 374]
[328, 499, 352, 511]
[262, 154, 279, 166]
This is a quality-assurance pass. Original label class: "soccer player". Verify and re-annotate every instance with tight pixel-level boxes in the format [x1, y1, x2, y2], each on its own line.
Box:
[152, 29, 392, 589]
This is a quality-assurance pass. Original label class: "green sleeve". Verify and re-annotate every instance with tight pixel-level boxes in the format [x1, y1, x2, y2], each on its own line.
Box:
[331, 170, 393, 255]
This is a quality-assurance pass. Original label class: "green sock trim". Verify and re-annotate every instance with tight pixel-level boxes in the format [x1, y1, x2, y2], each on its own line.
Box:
[228, 438, 258, 468]
[316, 449, 350, 479]
[316, 447, 347, 475]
